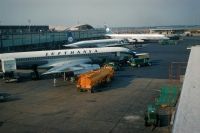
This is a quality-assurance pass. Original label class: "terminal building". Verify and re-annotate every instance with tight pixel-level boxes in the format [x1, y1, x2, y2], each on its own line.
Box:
[0, 24, 105, 53]
[150, 26, 200, 36]
[0, 25, 49, 34]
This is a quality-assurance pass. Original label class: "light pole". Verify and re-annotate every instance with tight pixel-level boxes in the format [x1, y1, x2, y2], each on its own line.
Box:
[28, 19, 31, 33]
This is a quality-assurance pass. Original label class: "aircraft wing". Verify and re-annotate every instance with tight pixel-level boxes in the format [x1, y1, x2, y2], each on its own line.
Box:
[64, 43, 96, 48]
[43, 64, 100, 75]
[105, 43, 126, 47]
[127, 38, 144, 43]
[39, 58, 91, 68]
[41, 58, 100, 75]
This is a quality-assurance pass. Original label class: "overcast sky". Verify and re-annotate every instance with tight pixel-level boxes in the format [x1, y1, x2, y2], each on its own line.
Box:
[0, 0, 200, 27]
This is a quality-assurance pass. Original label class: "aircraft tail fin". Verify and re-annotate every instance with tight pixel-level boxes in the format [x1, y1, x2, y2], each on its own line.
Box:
[67, 32, 74, 43]
[104, 25, 112, 34]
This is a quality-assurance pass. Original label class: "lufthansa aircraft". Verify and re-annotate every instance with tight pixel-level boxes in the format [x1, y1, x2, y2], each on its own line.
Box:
[0, 47, 134, 76]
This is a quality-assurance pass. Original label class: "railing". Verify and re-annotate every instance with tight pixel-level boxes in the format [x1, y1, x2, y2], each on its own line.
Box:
[168, 62, 187, 83]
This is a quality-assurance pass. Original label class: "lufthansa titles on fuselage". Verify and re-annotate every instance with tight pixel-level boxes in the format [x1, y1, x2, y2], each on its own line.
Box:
[45, 49, 98, 56]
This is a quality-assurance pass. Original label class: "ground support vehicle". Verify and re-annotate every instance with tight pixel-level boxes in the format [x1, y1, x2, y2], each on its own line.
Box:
[76, 66, 114, 93]
[127, 53, 151, 67]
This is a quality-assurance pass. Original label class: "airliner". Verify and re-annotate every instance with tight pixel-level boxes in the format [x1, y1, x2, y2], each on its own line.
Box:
[0, 47, 135, 76]
[65, 27, 169, 48]
[105, 26, 169, 43]
[64, 38, 129, 48]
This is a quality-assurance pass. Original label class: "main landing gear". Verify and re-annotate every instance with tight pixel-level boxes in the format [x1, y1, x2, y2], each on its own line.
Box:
[31, 65, 40, 80]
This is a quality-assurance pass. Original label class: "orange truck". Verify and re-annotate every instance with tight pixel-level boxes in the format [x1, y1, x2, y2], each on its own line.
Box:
[76, 66, 114, 93]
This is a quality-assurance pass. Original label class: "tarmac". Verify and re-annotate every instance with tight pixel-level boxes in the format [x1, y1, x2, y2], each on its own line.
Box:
[0, 36, 199, 133]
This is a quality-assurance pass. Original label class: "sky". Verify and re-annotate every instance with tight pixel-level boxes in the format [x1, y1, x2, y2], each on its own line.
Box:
[0, 0, 200, 27]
